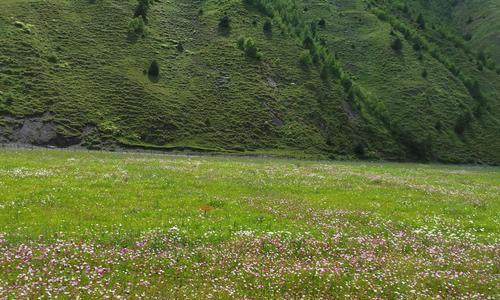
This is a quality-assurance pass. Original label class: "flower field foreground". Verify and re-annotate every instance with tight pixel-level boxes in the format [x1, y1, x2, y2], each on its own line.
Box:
[0, 149, 499, 298]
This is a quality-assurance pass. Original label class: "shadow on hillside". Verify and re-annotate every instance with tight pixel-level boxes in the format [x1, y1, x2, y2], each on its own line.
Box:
[148, 74, 159, 83]
[126, 33, 144, 44]
[217, 26, 231, 37]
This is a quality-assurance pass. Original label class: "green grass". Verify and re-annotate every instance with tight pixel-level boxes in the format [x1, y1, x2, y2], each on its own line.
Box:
[0, 149, 498, 298]
[0, 0, 499, 164]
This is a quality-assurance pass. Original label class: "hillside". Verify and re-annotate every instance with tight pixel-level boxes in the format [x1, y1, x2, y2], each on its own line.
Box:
[0, 0, 499, 163]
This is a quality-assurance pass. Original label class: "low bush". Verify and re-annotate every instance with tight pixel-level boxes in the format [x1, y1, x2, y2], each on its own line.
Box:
[391, 37, 403, 51]
[134, 0, 150, 21]
[128, 17, 145, 36]
[263, 18, 272, 33]
[219, 15, 230, 29]
[416, 13, 426, 30]
[299, 51, 312, 66]
[237, 37, 262, 60]
[421, 69, 428, 78]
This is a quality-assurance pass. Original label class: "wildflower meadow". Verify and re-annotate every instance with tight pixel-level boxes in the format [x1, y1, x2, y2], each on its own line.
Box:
[0, 149, 498, 298]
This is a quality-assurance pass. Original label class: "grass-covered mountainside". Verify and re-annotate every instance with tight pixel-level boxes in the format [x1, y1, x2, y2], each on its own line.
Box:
[0, 0, 499, 163]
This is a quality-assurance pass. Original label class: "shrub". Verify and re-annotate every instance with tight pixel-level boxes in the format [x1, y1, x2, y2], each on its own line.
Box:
[219, 15, 230, 28]
[237, 38, 261, 59]
[391, 37, 403, 51]
[243, 38, 259, 59]
[309, 21, 317, 36]
[318, 18, 326, 28]
[454, 112, 471, 136]
[237, 36, 245, 50]
[309, 45, 320, 65]
[465, 79, 484, 103]
[134, 0, 150, 21]
[1, 92, 14, 105]
[416, 13, 426, 30]
[413, 41, 422, 51]
[328, 60, 341, 79]
[477, 50, 486, 64]
[435, 121, 443, 131]
[341, 77, 352, 92]
[176, 42, 184, 52]
[303, 36, 314, 49]
[402, 3, 410, 14]
[47, 55, 58, 63]
[354, 143, 366, 158]
[148, 60, 159, 77]
[421, 69, 428, 78]
[128, 17, 145, 36]
[320, 65, 329, 80]
[263, 18, 272, 33]
[299, 50, 312, 66]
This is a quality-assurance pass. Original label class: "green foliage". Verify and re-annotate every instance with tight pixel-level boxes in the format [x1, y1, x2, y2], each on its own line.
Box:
[176, 42, 184, 52]
[318, 18, 326, 28]
[320, 65, 329, 80]
[1, 0, 499, 164]
[0, 92, 14, 112]
[237, 36, 245, 50]
[148, 60, 159, 77]
[263, 18, 272, 33]
[219, 15, 230, 29]
[134, 0, 150, 21]
[244, 38, 259, 58]
[303, 36, 314, 49]
[416, 13, 426, 30]
[299, 50, 312, 66]
[47, 54, 58, 63]
[464, 79, 484, 104]
[128, 17, 145, 36]
[237, 37, 261, 60]
[455, 111, 472, 136]
[391, 37, 403, 51]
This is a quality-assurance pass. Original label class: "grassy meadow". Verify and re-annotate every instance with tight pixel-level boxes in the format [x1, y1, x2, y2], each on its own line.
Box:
[0, 148, 498, 298]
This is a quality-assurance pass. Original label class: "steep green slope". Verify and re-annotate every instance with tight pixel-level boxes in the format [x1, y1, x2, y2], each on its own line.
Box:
[451, 0, 500, 66]
[0, 0, 499, 163]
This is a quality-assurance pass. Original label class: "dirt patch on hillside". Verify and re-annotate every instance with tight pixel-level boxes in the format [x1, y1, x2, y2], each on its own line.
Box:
[12, 112, 58, 144]
[0, 112, 79, 146]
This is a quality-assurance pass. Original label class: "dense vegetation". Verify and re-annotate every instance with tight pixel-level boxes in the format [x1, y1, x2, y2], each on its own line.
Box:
[0, 0, 499, 164]
[0, 149, 498, 298]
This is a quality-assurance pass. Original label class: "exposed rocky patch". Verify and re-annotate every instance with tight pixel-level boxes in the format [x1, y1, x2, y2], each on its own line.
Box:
[0, 112, 81, 147]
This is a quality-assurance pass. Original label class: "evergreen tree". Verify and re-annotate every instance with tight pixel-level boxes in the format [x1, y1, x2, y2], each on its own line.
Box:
[219, 15, 230, 28]
[263, 18, 272, 33]
[134, 0, 150, 21]
[148, 60, 160, 77]
[391, 37, 403, 51]
[416, 13, 426, 30]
